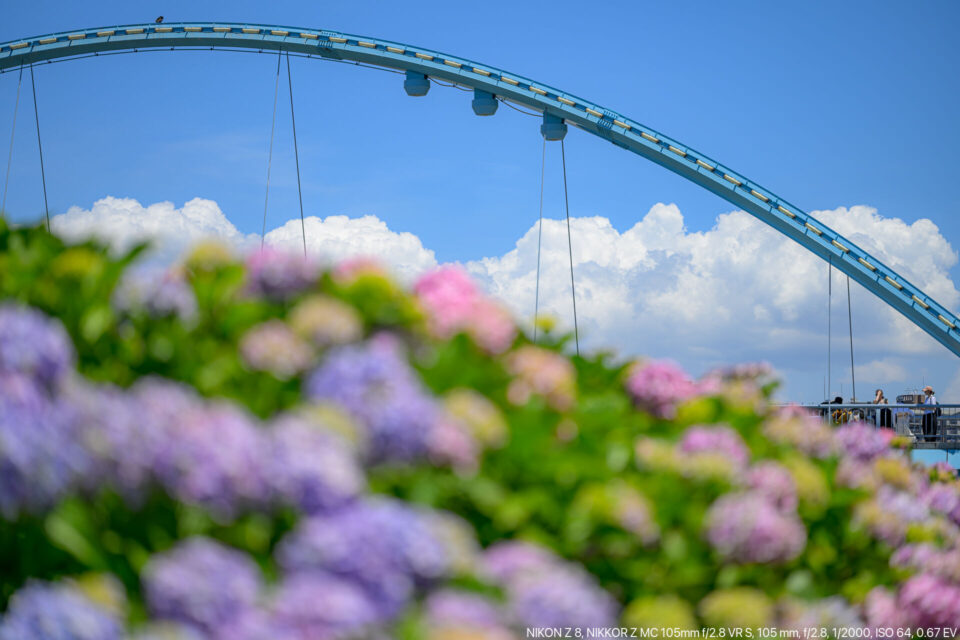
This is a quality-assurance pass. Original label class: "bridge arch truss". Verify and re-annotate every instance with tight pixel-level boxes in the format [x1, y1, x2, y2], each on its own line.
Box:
[2, 21, 958, 356]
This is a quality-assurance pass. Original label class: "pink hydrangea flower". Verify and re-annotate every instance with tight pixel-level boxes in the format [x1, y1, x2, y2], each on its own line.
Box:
[625, 359, 700, 418]
[414, 266, 516, 354]
[505, 345, 576, 411]
[897, 573, 960, 629]
[864, 587, 910, 631]
[704, 492, 806, 564]
[835, 421, 895, 462]
[333, 257, 390, 284]
[746, 462, 798, 513]
[679, 425, 751, 470]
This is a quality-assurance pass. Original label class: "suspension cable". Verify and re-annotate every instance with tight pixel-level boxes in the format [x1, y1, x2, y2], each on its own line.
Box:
[533, 138, 546, 343]
[827, 257, 832, 400]
[286, 53, 307, 257]
[1, 65, 23, 219]
[846, 275, 856, 402]
[29, 65, 50, 231]
[260, 51, 282, 249]
[560, 139, 580, 356]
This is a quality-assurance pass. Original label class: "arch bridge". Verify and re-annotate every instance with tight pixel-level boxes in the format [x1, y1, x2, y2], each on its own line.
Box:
[2, 22, 958, 356]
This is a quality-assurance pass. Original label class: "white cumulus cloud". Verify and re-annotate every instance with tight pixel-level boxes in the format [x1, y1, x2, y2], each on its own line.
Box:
[264, 215, 436, 280]
[50, 196, 960, 402]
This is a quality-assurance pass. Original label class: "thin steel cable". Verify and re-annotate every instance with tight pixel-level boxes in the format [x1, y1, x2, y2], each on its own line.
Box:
[533, 138, 546, 343]
[560, 139, 580, 356]
[847, 275, 856, 402]
[286, 53, 307, 257]
[429, 78, 471, 92]
[498, 98, 541, 117]
[1, 65, 23, 219]
[260, 52, 281, 249]
[30, 65, 50, 231]
[827, 257, 832, 400]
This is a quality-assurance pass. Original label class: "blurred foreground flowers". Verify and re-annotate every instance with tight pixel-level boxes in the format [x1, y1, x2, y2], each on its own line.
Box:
[1, 221, 960, 637]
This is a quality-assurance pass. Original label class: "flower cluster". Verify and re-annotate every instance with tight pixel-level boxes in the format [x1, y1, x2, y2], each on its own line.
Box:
[414, 266, 517, 354]
[482, 541, 619, 630]
[0, 581, 122, 640]
[305, 335, 440, 462]
[8, 229, 960, 637]
[624, 359, 702, 418]
[244, 248, 319, 301]
[239, 320, 314, 379]
[505, 345, 576, 411]
[704, 492, 807, 564]
[113, 269, 197, 320]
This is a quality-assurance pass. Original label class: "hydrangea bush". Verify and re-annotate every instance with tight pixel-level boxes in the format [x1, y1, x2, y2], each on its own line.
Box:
[1, 220, 959, 637]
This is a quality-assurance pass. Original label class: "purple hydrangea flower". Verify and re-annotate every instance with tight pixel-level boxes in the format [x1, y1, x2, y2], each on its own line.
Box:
[0, 581, 122, 640]
[481, 541, 559, 584]
[508, 567, 619, 630]
[897, 573, 960, 630]
[835, 422, 895, 462]
[143, 538, 262, 633]
[678, 425, 750, 469]
[746, 462, 798, 513]
[268, 574, 383, 638]
[0, 304, 74, 387]
[304, 336, 439, 462]
[277, 498, 450, 617]
[266, 415, 365, 514]
[113, 269, 197, 320]
[151, 403, 269, 518]
[481, 541, 618, 630]
[704, 492, 806, 564]
[245, 248, 318, 301]
[923, 481, 960, 526]
[0, 373, 89, 518]
[63, 380, 157, 498]
[625, 359, 700, 418]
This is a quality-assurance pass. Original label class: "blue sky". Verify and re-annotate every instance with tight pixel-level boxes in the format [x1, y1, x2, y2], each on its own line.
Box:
[3, 0, 960, 405]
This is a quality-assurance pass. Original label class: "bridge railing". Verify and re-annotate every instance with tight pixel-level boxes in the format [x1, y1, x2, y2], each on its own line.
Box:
[788, 403, 960, 450]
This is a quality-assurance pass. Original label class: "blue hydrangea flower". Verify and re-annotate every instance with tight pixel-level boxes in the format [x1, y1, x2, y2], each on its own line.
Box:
[0, 373, 89, 518]
[267, 415, 365, 514]
[150, 402, 269, 518]
[142, 537, 262, 633]
[268, 574, 383, 638]
[482, 541, 618, 631]
[64, 380, 157, 499]
[0, 304, 74, 387]
[0, 581, 122, 640]
[304, 336, 439, 462]
[276, 498, 450, 617]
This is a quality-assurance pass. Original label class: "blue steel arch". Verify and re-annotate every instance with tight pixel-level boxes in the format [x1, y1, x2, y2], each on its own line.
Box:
[2, 21, 958, 356]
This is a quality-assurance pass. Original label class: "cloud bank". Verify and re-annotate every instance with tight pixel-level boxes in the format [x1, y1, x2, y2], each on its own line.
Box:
[50, 196, 960, 401]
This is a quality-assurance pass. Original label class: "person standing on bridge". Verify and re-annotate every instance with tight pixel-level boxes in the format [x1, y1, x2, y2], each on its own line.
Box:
[922, 386, 939, 441]
[874, 389, 891, 429]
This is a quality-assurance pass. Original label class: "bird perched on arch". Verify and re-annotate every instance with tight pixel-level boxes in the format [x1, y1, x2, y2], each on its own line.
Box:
[155, 16, 164, 24]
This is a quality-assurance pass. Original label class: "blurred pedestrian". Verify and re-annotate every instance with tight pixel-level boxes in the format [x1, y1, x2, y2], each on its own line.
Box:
[874, 389, 891, 429]
[922, 386, 939, 440]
